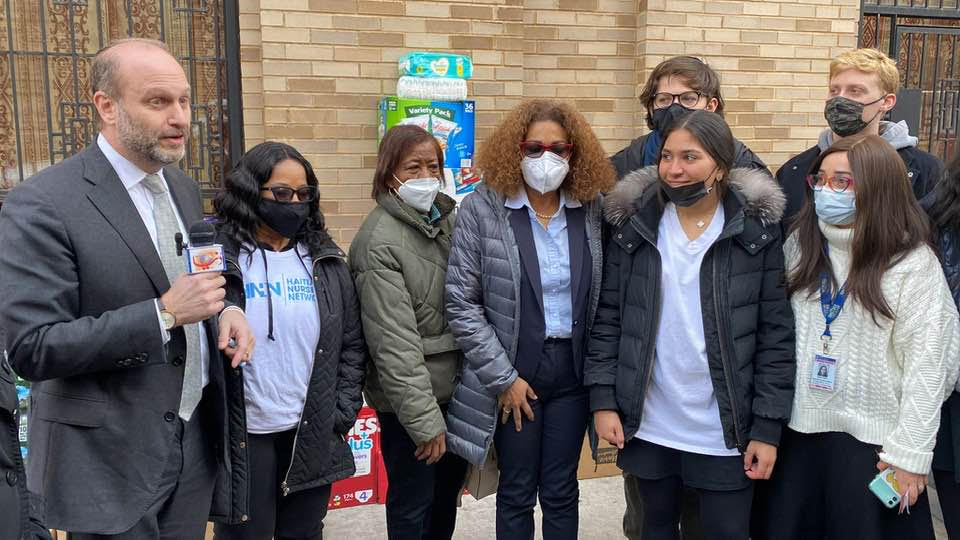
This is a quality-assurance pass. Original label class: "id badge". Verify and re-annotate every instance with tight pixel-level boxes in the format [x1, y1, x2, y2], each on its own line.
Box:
[810, 354, 837, 392]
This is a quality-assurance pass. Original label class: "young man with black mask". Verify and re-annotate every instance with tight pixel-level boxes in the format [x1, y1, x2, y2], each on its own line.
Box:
[611, 56, 769, 179]
[776, 48, 942, 224]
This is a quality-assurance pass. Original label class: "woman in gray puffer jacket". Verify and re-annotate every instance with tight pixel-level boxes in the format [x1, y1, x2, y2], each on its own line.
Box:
[445, 99, 615, 540]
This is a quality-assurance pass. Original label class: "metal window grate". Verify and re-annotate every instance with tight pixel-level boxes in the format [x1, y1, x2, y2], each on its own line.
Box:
[0, 0, 244, 207]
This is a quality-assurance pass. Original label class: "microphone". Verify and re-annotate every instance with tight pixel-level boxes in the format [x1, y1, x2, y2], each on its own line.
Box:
[184, 221, 225, 273]
[175, 232, 185, 256]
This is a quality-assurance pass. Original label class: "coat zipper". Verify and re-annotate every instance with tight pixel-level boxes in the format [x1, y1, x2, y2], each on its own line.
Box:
[643, 255, 661, 404]
[631, 225, 661, 429]
[281, 255, 337, 496]
[711, 250, 745, 451]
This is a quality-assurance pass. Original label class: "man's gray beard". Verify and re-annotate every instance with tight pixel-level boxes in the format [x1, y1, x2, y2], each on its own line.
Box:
[116, 103, 187, 165]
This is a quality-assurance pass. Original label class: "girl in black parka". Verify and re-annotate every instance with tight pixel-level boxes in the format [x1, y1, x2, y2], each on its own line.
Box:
[924, 145, 960, 539]
[584, 111, 796, 540]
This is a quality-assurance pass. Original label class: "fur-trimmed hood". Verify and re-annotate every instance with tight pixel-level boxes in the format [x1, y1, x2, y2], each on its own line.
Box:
[603, 166, 786, 228]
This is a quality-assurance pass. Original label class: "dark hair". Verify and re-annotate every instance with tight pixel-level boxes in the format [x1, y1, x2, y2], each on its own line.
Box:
[660, 110, 735, 192]
[787, 135, 931, 322]
[929, 145, 960, 234]
[372, 125, 444, 199]
[214, 141, 329, 257]
[639, 56, 725, 130]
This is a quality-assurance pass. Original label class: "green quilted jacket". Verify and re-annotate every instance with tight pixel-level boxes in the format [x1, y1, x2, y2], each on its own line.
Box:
[348, 191, 461, 444]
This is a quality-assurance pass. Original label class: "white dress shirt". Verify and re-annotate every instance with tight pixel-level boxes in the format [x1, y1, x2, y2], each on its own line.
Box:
[97, 134, 209, 388]
[504, 189, 580, 338]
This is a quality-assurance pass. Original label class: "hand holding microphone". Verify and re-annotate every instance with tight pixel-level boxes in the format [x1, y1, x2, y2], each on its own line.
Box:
[160, 221, 227, 326]
[162, 222, 254, 365]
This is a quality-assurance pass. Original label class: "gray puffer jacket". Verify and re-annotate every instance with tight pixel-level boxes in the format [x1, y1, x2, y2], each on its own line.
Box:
[444, 184, 604, 466]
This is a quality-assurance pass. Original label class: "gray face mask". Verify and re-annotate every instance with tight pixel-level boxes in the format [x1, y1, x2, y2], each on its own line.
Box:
[824, 96, 885, 137]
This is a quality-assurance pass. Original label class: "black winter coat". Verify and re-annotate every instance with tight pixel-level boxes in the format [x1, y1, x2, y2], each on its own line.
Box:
[922, 193, 960, 481]
[610, 132, 769, 180]
[0, 350, 50, 540]
[778, 144, 942, 225]
[220, 233, 367, 497]
[584, 167, 796, 451]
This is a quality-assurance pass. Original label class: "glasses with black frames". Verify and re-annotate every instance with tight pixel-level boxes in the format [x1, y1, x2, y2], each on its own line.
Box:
[260, 186, 318, 203]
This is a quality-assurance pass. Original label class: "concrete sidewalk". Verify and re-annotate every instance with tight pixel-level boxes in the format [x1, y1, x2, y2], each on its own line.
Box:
[325, 475, 949, 539]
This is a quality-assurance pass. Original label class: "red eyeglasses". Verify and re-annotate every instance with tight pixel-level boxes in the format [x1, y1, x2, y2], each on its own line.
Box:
[806, 173, 855, 193]
[519, 141, 574, 159]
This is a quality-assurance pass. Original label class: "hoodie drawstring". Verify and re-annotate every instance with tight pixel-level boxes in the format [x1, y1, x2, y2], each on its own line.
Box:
[259, 246, 276, 342]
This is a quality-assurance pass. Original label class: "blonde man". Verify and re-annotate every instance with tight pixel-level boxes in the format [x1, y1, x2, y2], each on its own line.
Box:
[776, 48, 942, 222]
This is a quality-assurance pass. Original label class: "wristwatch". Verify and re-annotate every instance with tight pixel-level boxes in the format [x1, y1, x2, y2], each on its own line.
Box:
[158, 300, 177, 331]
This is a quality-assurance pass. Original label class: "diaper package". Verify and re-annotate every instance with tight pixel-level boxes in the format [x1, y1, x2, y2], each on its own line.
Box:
[398, 52, 473, 79]
[397, 76, 468, 101]
[379, 97, 480, 202]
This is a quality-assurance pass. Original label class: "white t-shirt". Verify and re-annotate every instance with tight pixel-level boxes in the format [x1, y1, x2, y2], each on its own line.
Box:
[634, 202, 739, 456]
[239, 244, 320, 434]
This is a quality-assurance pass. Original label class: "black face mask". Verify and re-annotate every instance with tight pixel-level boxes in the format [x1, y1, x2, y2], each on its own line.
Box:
[660, 168, 719, 207]
[258, 199, 310, 239]
[824, 95, 885, 137]
[651, 103, 694, 134]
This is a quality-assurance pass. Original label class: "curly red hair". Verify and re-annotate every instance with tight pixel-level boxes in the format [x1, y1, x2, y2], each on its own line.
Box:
[476, 99, 615, 202]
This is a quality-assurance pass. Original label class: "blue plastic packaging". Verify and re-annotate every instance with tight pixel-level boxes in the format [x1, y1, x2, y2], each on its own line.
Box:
[398, 52, 473, 79]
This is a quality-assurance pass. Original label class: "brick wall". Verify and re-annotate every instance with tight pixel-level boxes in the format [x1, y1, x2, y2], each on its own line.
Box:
[238, 0, 859, 246]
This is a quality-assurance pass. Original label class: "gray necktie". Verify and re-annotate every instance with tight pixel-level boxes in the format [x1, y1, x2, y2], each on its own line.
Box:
[142, 173, 203, 421]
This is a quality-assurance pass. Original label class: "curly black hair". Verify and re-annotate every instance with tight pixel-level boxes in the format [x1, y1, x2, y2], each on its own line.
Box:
[214, 141, 330, 258]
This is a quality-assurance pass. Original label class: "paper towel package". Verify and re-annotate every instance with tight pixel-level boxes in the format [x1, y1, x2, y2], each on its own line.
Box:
[397, 52, 473, 79]
[397, 76, 468, 101]
[378, 97, 480, 202]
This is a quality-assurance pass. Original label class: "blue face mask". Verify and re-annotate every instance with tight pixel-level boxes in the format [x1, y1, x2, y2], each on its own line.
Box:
[814, 189, 856, 225]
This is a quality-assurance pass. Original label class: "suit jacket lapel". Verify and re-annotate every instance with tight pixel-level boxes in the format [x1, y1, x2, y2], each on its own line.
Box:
[82, 145, 170, 295]
[566, 206, 586, 309]
[165, 167, 202, 227]
[508, 208, 545, 315]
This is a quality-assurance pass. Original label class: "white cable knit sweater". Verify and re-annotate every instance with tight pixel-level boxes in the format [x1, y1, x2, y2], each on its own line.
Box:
[784, 222, 960, 474]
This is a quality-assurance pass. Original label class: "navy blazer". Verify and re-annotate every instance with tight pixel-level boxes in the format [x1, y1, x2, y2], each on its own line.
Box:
[508, 205, 592, 382]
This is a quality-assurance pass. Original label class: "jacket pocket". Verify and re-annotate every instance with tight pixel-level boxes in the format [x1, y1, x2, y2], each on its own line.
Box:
[421, 333, 460, 356]
[33, 392, 106, 427]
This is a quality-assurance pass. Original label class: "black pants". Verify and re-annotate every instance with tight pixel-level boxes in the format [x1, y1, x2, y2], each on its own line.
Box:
[619, 438, 751, 540]
[623, 475, 704, 540]
[934, 468, 960, 538]
[214, 429, 330, 540]
[494, 339, 589, 540]
[379, 408, 468, 540]
[761, 428, 935, 540]
[631, 475, 752, 540]
[69, 395, 217, 540]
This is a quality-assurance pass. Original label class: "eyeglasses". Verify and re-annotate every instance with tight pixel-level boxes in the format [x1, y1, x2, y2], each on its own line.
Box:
[260, 186, 318, 202]
[652, 91, 705, 109]
[806, 173, 855, 193]
[519, 141, 574, 159]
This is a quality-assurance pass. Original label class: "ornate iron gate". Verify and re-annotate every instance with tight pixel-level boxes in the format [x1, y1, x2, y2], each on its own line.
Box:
[861, 0, 960, 160]
[0, 0, 243, 207]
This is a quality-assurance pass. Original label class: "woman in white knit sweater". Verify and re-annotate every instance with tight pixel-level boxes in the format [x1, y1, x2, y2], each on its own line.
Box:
[761, 134, 960, 539]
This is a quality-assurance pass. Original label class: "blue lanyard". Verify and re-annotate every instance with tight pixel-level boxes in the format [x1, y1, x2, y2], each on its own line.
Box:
[818, 244, 847, 353]
[819, 273, 847, 339]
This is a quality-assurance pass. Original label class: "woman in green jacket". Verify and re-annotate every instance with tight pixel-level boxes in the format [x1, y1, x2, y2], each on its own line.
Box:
[349, 124, 467, 540]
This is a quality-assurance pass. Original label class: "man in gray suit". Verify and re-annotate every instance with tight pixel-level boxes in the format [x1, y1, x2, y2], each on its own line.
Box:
[0, 38, 254, 538]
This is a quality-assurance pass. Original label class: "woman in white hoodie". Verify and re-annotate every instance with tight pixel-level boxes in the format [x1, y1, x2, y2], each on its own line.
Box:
[761, 134, 960, 539]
